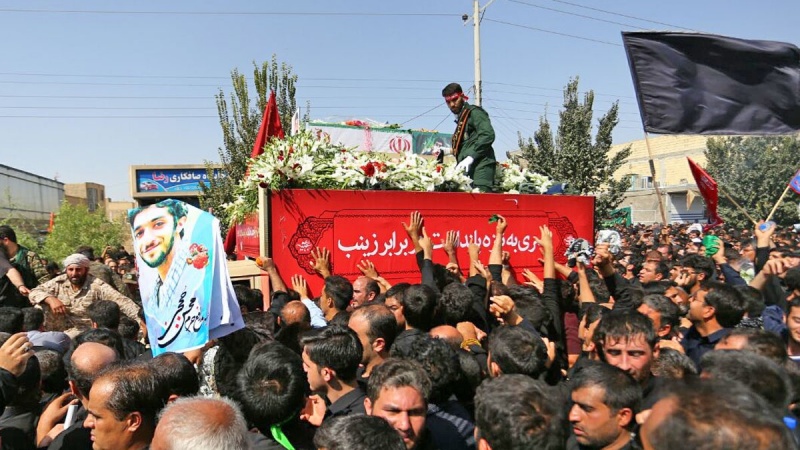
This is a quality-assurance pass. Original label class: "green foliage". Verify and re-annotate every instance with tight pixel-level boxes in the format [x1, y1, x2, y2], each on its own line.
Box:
[704, 136, 800, 228]
[514, 77, 632, 224]
[199, 55, 300, 231]
[42, 202, 125, 263]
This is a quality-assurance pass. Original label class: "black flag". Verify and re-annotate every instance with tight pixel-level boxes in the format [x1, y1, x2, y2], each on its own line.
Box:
[622, 31, 800, 135]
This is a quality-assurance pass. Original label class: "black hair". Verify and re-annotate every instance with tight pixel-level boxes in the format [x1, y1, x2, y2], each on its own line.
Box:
[680, 254, 716, 282]
[127, 198, 188, 229]
[586, 271, 611, 304]
[300, 325, 362, 382]
[75, 245, 96, 260]
[507, 285, 554, 337]
[402, 284, 438, 331]
[98, 361, 169, 428]
[323, 275, 353, 312]
[570, 361, 642, 417]
[215, 327, 269, 397]
[724, 328, 788, 365]
[351, 304, 398, 351]
[0, 225, 17, 242]
[487, 325, 548, 379]
[646, 379, 795, 450]
[432, 263, 460, 292]
[149, 352, 199, 398]
[652, 347, 697, 380]
[366, 358, 431, 404]
[87, 300, 121, 329]
[475, 375, 566, 450]
[786, 268, 800, 293]
[0, 307, 24, 334]
[329, 310, 351, 328]
[35, 348, 68, 395]
[593, 310, 658, 354]
[314, 414, 406, 450]
[362, 278, 381, 299]
[21, 307, 44, 332]
[438, 283, 474, 326]
[118, 316, 140, 341]
[385, 283, 411, 303]
[73, 328, 125, 360]
[442, 82, 463, 97]
[642, 280, 676, 296]
[402, 336, 460, 404]
[641, 294, 681, 331]
[701, 350, 790, 413]
[233, 284, 262, 313]
[236, 341, 306, 433]
[11, 355, 41, 406]
[583, 303, 609, 328]
[704, 281, 747, 328]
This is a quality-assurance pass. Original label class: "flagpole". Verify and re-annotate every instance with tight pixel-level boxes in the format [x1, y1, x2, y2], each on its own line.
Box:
[718, 186, 758, 226]
[643, 132, 668, 225]
[766, 183, 792, 222]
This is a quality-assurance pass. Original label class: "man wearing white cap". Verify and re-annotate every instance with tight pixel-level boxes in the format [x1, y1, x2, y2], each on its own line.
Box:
[28, 254, 141, 336]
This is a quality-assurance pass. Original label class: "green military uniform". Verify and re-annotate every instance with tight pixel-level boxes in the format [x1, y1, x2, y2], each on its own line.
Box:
[452, 103, 497, 192]
[10, 246, 48, 287]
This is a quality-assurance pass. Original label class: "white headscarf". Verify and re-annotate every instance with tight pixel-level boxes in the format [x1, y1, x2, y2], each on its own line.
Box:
[63, 253, 91, 268]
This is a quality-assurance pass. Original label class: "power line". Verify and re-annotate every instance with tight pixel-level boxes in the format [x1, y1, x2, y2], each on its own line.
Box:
[483, 18, 622, 46]
[0, 72, 456, 84]
[486, 81, 634, 99]
[508, 0, 646, 29]
[549, 0, 699, 32]
[0, 8, 455, 17]
[401, 103, 446, 125]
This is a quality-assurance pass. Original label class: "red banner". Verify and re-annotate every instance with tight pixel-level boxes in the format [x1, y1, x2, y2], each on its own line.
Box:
[687, 158, 723, 229]
[235, 213, 261, 260]
[269, 189, 594, 295]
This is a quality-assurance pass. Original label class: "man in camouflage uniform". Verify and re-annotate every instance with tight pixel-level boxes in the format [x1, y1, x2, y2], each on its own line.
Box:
[76, 245, 132, 297]
[442, 83, 497, 192]
[0, 225, 47, 307]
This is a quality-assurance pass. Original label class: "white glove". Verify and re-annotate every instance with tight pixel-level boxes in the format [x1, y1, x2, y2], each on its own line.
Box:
[455, 156, 474, 173]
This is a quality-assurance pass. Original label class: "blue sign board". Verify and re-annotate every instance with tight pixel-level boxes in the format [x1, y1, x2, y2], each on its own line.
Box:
[135, 168, 225, 194]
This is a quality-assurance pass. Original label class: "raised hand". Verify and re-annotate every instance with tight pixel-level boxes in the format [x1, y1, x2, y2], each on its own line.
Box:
[310, 248, 331, 277]
[419, 227, 434, 259]
[443, 230, 458, 255]
[357, 260, 379, 279]
[291, 274, 310, 299]
[401, 211, 423, 240]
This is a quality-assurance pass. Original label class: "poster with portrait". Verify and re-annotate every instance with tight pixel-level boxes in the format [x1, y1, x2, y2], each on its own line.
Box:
[128, 199, 244, 356]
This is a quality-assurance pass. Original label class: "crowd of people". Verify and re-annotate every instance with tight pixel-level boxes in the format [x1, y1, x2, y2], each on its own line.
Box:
[0, 212, 798, 449]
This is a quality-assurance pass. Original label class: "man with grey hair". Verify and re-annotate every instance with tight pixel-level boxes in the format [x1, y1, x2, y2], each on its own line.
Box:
[151, 396, 252, 450]
[28, 253, 140, 335]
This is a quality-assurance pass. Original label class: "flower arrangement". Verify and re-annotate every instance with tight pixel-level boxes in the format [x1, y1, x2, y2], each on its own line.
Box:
[224, 131, 551, 224]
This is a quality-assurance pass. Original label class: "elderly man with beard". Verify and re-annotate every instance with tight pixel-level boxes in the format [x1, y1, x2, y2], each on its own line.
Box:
[28, 254, 140, 336]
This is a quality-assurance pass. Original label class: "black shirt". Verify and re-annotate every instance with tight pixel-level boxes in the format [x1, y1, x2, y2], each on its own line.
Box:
[327, 385, 367, 420]
[681, 326, 730, 368]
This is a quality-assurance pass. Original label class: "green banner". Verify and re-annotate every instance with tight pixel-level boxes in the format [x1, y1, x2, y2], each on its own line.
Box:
[601, 206, 632, 227]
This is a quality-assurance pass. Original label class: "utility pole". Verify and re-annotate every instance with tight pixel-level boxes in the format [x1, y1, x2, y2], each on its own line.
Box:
[467, 0, 495, 107]
[473, 0, 482, 106]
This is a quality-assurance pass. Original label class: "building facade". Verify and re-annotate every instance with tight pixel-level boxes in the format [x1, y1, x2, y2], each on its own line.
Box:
[0, 164, 64, 229]
[610, 135, 709, 224]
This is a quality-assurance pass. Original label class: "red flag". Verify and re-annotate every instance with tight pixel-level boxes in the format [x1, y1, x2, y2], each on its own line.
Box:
[687, 158, 723, 229]
[47, 212, 55, 233]
[251, 90, 285, 158]
[790, 168, 800, 195]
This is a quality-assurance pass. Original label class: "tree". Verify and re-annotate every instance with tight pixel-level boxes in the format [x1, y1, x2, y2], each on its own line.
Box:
[705, 136, 800, 228]
[514, 77, 632, 224]
[200, 55, 299, 230]
[42, 202, 126, 263]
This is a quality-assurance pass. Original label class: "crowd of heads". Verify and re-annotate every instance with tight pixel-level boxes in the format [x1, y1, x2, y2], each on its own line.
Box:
[0, 216, 799, 449]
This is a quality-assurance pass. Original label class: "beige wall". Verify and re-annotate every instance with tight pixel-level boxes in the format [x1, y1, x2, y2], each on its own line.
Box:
[64, 182, 107, 212]
[610, 135, 708, 189]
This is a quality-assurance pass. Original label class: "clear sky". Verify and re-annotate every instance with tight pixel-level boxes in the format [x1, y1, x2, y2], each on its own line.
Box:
[2, 0, 798, 201]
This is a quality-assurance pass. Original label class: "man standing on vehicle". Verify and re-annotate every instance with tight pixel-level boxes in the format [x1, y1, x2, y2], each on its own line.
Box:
[442, 83, 497, 192]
